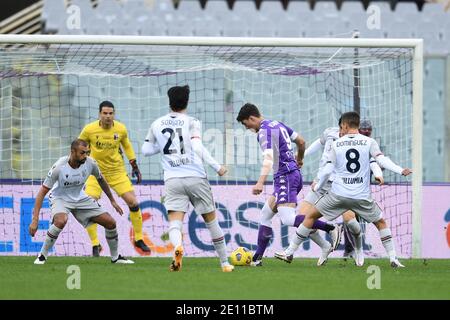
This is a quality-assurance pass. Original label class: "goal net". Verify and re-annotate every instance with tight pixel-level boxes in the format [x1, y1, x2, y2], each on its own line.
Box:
[0, 36, 421, 259]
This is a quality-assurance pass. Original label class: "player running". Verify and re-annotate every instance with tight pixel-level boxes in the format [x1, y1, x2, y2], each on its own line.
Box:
[275, 112, 411, 268]
[236, 103, 341, 267]
[142, 85, 234, 272]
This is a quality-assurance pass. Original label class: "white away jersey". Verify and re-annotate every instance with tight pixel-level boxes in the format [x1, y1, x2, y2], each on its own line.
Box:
[145, 112, 207, 180]
[43, 156, 102, 202]
[316, 127, 340, 181]
[329, 133, 383, 199]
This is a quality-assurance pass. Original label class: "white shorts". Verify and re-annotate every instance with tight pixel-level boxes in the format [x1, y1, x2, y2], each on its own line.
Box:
[314, 191, 383, 223]
[304, 180, 332, 205]
[49, 196, 106, 228]
[164, 177, 215, 215]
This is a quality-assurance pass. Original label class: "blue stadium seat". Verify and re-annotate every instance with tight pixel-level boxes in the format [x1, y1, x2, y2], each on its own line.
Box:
[286, 0, 312, 21]
[42, 0, 66, 33]
[177, 0, 203, 18]
[94, 0, 123, 24]
[232, 0, 259, 20]
[259, 0, 286, 20]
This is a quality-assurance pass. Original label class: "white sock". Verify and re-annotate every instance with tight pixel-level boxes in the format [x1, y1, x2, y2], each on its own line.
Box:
[346, 218, 361, 235]
[277, 206, 296, 226]
[168, 220, 183, 248]
[286, 224, 312, 255]
[105, 227, 119, 261]
[260, 201, 276, 227]
[379, 228, 396, 260]
[309, 230, 330, 250]
[40, 224, 62, 256]
[205, 218, 228, 264]
[346, 218, 362, 251]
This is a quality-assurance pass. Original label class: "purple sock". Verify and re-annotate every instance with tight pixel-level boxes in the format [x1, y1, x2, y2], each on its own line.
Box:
[294, 215, 334, 232]
[294, 215, 305, 227]
[254, 225, 273, 260]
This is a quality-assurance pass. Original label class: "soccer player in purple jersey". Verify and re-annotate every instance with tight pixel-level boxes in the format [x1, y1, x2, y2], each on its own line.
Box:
[236, 104, 340, 266]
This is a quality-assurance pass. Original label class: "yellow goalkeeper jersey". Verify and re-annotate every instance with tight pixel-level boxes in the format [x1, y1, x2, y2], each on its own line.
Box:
[79, 120, 136, 175]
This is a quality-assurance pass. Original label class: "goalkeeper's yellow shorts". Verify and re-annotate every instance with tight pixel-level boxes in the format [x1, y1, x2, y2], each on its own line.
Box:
[84, 172, 134, 199]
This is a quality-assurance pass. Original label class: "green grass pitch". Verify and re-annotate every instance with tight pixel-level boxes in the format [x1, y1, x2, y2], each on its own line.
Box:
[0, 257, 449, 300]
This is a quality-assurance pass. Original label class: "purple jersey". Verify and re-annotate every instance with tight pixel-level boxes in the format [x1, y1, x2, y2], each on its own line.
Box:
[257, 119, 299, 177]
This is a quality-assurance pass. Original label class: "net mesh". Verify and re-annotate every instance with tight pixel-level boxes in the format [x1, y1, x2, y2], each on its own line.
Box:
[0, 42, 413, 258]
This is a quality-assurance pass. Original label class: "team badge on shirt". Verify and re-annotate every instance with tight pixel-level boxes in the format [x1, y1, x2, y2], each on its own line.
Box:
[114, 133, 119, 140]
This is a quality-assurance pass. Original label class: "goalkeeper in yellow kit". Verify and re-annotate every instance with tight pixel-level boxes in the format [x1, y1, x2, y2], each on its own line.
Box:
[79, 100, 150, 256]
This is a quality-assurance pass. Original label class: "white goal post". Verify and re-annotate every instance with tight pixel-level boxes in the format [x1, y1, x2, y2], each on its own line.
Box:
[0, 34, 423, 258]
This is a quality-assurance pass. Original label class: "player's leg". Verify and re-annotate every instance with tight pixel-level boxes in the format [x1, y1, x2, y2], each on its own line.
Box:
[84, 175, 103, 256]
[342, 211, 363, 263]
[185, 177, 233, 272]
[121, 190, 150, 252]
[35, 212, 68, 264]
[276, 192, 344, 262]
[201, 211, 233, 272]
[90, 212, 134, 264]
[164, 178, 190, 271]
[353, 198, 403, 268]
[373, 218, 404, 268]
[167, 211, 185, 271]
[300, 183, 342, 250]
[251, 195, 277, 266]
[275, 206, 323, 262]
[297, 200, 341, 250]
[112, 172, 150, 253]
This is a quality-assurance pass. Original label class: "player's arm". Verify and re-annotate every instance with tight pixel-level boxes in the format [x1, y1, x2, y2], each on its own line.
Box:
[30, 162, 59, 236]
[121, 128, 142, 183]
[313, 146, 336, 192]
[304, 138, 323, 158]
[283, 125, 305, 167]
[190, 119, 226, 176]
[370, 140, 412, 176]
[293, 134, 306, 167]
[253, 149, 273, 195]
[29, 185, 50, 237]
[92, 162, 124, 215]
[370, 158, 384, 185]
[142, 124, 160, 156]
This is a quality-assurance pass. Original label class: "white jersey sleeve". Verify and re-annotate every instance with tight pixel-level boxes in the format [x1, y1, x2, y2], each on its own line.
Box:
[43, 158, 63, 189]
[189, 118, 202, 138]
[87, 157, 102, 180]
[315, 127, 339, 182]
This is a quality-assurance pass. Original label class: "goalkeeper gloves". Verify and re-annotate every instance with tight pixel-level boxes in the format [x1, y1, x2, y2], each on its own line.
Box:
[129, 159, 142, 184]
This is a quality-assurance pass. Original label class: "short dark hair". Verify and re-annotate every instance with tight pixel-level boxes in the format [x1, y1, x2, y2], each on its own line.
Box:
[168, 85, 190, 111]
[359, 119, 373, 137]
[360, 119, 372, 130]
[99, 100, 115, 112]
[71, 139, 88, 151]
[236, 103, 261, 123]
[340, 111, 360, 128]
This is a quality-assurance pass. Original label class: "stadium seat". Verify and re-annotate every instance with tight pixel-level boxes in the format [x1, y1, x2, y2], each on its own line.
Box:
[276, 18, 303, 37]
[286, 0, 312, 21]
[42, 0, 67, 33]
[394, 2, 419, 24]
[259, 0, 286, 20]
[249, 16, 277, 37]
[194, 17, 223, 36]
[94, 0, 123, 24]
[232, 0, 259, 20]
[177, 0, 203, 19]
